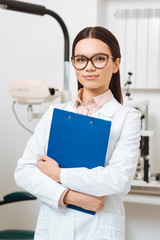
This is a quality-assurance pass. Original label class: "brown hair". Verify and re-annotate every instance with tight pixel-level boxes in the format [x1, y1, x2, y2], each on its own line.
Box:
[72, 26, 123, 104]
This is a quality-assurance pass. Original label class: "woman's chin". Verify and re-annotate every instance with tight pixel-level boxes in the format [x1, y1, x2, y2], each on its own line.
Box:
[80, 82, 99, 90]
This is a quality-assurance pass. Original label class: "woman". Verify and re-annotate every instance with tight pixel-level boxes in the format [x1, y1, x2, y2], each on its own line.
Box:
[15, 26, 141, 240]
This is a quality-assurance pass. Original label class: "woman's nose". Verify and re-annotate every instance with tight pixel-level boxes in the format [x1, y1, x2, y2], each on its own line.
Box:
[85, 60, 96, 71]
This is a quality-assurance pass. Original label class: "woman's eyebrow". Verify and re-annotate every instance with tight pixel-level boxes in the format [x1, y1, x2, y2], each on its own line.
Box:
[74, 52, 108, 57]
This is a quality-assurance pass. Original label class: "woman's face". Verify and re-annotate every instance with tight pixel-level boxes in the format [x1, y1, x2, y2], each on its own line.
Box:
[74, 38, 120, 93]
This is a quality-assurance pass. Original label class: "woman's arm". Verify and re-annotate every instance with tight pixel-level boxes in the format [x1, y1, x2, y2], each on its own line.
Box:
[14, 107, 67, 211]
[37, 155, 105, 212]
[64, 190, 105, 212]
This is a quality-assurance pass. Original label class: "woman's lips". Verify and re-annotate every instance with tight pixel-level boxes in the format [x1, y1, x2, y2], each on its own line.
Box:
[83, 75, 99, 80]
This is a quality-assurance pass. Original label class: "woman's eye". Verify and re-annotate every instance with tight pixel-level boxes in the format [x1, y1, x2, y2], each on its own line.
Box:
[95, 56, 106, 61]
[76, 57, 86, 62]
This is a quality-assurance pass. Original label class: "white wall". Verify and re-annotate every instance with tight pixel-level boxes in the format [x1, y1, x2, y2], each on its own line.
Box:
[125, 202, 160, 240]
[0, 0, 160, 239]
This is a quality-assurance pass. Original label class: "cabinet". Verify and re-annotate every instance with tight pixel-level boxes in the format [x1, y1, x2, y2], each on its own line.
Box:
[97, 0, 160, 89]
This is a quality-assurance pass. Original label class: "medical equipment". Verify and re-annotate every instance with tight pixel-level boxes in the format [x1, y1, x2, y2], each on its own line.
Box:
[125, 99, 154, 183]
[9, 79, 60, 105]
[124, 78, 154, 183]
[130, 180, 160, 196]
[124, 72, 133, 100]
[139, 130, 154, 183]
[124, 94, 158, 196]
[0, 0, 71, 132]
[9, 79, 61, 133]
[0, 192, 36, 239]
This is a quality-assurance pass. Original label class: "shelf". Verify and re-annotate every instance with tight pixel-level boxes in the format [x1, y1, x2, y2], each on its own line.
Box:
[123, 180, 160, 205]
[123, 193, 160, 205]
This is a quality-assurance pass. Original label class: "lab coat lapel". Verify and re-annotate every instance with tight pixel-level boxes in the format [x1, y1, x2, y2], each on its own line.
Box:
[92, 98, 120, 120]
[65, 101, 77, 113]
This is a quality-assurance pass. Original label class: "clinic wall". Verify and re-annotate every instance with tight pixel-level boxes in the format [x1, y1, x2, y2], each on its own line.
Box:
[0, 0, 97, 231]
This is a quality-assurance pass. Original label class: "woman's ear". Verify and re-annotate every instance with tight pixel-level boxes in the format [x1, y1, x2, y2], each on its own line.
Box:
[113, 58, 120, 74]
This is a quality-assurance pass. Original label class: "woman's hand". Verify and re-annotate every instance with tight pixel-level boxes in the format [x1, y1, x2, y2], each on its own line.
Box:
[64, 190, 105, 212]
[38, 155, 61, 183]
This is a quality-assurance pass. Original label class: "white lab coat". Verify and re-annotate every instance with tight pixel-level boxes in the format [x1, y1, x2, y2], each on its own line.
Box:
[14, 97, 141, 240]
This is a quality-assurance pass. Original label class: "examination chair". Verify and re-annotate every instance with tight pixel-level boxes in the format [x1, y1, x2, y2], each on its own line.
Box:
[0, 192, 36, 239]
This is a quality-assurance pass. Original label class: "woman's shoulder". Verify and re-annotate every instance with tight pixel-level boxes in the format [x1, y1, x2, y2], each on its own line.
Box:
[110, 99, 141, 136]
[101, 98, 141, 119]
[50, 101, 73, 110]
[45, 101, 72, 115]
[113, 98, 141, 118]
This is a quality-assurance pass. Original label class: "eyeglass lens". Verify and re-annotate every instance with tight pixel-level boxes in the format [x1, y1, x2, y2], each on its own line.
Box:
[73, 54, 109, 70]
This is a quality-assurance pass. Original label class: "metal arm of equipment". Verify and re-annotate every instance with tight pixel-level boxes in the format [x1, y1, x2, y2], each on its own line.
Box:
[0, 0, 70, 90]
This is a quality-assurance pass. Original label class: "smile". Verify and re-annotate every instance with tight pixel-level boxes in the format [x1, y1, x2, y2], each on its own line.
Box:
[83, 75, 99, 80]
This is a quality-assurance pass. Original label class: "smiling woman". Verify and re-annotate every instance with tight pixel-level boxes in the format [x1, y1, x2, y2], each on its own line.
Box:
[72, 37, 120, 102]
[72, 26, 122, 104]
[14, 26, 141, 240]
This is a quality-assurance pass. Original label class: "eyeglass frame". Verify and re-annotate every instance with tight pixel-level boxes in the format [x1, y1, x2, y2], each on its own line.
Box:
[71, 53, 115, 70]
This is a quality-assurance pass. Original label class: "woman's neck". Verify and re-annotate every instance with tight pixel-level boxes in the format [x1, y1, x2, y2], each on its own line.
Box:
[81, 88, 109, 103]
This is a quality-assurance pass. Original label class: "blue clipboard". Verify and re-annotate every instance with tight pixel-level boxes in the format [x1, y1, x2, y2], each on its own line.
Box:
[47, 108, 111, 215]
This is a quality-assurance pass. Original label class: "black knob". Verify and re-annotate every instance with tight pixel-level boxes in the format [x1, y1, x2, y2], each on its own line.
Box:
[155, 173, 160, 181]
[128, 72, 133, 76]
[126, 93, 131, 97]
[49, 88, 55, 95]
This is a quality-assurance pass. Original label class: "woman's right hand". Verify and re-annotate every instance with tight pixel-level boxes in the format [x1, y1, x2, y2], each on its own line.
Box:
[63, 190, 105, 212]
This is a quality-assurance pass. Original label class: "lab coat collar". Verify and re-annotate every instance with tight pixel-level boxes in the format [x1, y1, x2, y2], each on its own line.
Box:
[98, 98, 121, 118]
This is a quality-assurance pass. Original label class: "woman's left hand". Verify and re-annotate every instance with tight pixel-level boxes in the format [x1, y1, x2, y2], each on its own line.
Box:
[38, 155, 61, 183]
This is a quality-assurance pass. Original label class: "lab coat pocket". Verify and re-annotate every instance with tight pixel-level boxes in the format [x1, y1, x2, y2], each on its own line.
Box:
[93, 212, 125, 240]
[34, 218, 49, 240]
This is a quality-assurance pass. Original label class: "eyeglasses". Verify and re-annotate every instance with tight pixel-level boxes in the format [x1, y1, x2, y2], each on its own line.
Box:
[71, 53, 114, 70]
